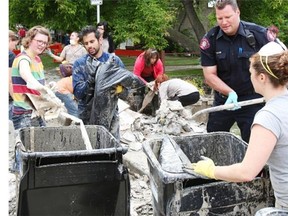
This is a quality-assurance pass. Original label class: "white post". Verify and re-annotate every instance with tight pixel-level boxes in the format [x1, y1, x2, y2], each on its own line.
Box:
[97, 4, 100, 23]
[90, 0, 102, 23]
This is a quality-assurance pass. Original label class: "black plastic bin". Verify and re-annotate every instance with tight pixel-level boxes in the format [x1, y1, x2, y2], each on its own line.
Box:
[15, 125, 130, 216]
[143, 132, 274, 216]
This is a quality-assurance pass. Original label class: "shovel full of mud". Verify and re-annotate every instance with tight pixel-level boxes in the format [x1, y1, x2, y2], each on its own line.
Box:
[14, 125, 130, 216]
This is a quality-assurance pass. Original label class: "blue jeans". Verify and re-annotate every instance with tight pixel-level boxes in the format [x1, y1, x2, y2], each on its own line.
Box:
[12, 112, 46, 130]
[9, 100, 13, 121]
[55, 92, 79, 117]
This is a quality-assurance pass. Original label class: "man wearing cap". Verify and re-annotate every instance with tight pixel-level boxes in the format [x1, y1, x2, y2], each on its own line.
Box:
[200, 0, 280, 142]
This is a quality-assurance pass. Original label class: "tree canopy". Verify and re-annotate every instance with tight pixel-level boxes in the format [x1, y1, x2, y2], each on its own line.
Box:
[9, 0, 288, 51]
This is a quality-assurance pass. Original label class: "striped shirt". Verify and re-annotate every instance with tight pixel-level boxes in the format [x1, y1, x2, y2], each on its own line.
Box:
[11, 51, 45, 113]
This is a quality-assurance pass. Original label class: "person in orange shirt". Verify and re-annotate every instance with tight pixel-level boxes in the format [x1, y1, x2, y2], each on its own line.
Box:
[50, 76, 78, 117]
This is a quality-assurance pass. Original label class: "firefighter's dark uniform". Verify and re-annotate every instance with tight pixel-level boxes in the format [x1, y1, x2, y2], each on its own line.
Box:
[200, 21, 271, 143]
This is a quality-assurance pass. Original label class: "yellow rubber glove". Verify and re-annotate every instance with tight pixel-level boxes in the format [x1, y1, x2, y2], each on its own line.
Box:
[191, 156, 216, 179]
[115, 85, 123, 94]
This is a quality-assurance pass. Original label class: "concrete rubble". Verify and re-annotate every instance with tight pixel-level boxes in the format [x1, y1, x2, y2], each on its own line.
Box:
[119, 98, 211, 215]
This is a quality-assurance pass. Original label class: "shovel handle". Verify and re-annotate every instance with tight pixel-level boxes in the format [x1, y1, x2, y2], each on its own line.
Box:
[191, 97, 265, 119]
[60, 112, 93, 150]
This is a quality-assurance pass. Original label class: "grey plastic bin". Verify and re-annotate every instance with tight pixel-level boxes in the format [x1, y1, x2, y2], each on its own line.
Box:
[15, 125, 130, 216]
[143, 132, 274, 216]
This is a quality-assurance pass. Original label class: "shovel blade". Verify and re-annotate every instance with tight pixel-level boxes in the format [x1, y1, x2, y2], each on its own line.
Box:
[138, 91, 155, 113]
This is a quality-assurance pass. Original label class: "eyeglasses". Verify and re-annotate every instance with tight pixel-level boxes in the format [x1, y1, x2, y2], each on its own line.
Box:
[97, 27, 104, 30]
[33, 39, 48, 46]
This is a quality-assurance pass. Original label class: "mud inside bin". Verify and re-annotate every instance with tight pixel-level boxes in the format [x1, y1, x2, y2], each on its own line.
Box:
[16, 125, 130, 216]
[19, 125, 119, 151]
[143, 132, 275, 216]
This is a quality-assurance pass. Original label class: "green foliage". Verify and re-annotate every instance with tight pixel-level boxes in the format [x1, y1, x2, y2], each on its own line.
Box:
[185, 78, 205, 96]
[240, 0, 288, 44]
[109, 0, 176, 50]
[205, 0, 288, 45]
[9, 0, 95, 31]
[9, 0, 288, 50]
[9, 0, 176, 50]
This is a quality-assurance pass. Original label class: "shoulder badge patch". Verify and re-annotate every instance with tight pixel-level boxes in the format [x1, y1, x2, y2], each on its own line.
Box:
[200, 38, 210, 50]
[266, 30, 276, 42]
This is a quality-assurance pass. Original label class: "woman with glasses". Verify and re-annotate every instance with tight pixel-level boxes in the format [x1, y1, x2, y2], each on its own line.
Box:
[11, 25, 62, 131]
[96, 21, 115, 54]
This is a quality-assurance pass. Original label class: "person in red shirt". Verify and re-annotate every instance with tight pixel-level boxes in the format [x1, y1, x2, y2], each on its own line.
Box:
[133, 48, 164, 85]
[133, 48, 164, 115]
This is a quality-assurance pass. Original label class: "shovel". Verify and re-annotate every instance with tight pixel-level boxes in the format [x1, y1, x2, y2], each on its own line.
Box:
[25, 91, 93, 150]
[60, 112, 92, 150]
[191, 97, 265, 119]
[138, 90, 155, 113]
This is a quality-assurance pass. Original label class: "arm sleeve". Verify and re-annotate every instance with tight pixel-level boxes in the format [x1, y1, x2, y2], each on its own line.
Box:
[114, 55, 125, 68]
[153, 59, 164, 79]
[133, 55, 147, 84]
[253, 110, 281, 139]
[72, 59, 89, 100]
[60, 46, 68, 59]
[159, 83, 169, 101]
[200, 35, 216, 67]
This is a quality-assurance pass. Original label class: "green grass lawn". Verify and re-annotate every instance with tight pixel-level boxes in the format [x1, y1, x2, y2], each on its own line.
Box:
[41, 52, 210, 95]
[41, 53, 204, 90]
[41, 53, 201, 71]
[41, 53, 61, 70]
[166, 69, 203, 77]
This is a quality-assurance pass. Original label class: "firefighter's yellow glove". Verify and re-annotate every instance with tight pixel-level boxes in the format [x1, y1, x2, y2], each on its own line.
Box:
[191, 156, 216, 179]
[115, 85, 123, 94]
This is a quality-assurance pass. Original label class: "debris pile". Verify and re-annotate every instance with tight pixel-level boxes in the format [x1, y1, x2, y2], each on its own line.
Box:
[120, 99, 206, 146]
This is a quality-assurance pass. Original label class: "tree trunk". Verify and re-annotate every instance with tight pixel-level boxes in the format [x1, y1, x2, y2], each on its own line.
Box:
[181, 0, 206, 42]
[166, 28, 199, 52]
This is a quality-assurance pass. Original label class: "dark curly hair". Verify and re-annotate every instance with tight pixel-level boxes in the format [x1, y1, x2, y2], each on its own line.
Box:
[80, 25, 101, 41]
